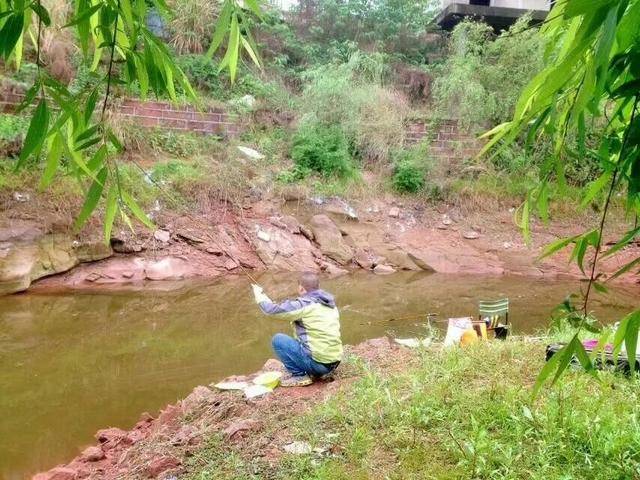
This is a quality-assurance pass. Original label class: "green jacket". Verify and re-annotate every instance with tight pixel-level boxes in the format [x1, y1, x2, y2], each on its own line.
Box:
[255, 288, 343, 364]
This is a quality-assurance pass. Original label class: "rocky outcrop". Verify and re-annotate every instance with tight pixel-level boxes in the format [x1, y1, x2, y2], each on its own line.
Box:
[309, 214, 353, 265]
[0, 220, 112, 295]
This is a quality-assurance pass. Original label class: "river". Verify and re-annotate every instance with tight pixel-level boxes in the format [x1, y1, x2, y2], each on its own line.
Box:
[1, 272, 637, 479]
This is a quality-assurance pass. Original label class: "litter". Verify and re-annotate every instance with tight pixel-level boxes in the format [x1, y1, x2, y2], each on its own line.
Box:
[253, 371, 282, 389]
[243, 384, 273, 399]
[283, 441, 312, 455]
[443, 317, 474, 347]
[394, 338, 432, 348]
[546, 342, 640, 375]
[214, 381, 249, 391]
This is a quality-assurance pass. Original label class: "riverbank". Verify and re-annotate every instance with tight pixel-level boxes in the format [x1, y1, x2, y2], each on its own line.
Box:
[3, 188, 639, 296]
[33, 335, 640, 480]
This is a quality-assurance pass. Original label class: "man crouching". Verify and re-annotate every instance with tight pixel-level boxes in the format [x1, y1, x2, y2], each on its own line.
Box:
[251, 272, 342, 387]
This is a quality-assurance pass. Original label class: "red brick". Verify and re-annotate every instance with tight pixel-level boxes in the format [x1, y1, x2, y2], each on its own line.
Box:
[138, 116, 160, 127]
[160, 118, 188, 129]
[119, 105, 135, 116]
[135, 106, 164, 117]
[162, 109, 193, 121]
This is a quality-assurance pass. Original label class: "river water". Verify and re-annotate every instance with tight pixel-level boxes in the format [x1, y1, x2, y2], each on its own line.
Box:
[1, 272, 637, 479]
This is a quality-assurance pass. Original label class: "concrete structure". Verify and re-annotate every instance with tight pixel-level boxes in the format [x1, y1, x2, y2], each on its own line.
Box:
[435, 0, 550, 31]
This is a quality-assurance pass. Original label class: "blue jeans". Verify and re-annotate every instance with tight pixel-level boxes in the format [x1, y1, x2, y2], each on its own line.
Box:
[271, 333, 339, 377]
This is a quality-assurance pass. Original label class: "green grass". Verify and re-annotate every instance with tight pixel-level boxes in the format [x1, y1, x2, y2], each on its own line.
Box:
[187, 340, 640, 480]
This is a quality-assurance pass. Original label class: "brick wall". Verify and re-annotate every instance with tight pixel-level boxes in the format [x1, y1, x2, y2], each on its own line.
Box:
[406, 119, 481, 162]
[117, 99, 242, 137]
[2, 90, 480, 160]
[0, 94, 242, 138]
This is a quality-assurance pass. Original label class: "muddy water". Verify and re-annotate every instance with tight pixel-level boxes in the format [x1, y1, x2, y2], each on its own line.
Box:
[1, 272, 638, 479]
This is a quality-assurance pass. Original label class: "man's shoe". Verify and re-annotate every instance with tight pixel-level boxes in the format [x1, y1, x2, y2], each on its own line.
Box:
[280, 374, 313, 387]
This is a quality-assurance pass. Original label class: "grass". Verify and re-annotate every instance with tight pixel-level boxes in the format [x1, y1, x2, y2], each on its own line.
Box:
[186, 339, 640, 480]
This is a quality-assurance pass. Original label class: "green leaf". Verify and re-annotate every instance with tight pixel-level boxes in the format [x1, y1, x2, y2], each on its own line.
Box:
[602, 226, 640, 258]
[241, 36, 260, 68]
[87, 144, 108, 172]
[39, 133, 63, 190]
[0, 13, 24, 59]
[75, 136, 102, 152]
[75, 124, 101, 144]
[30, 2, 51, 26]
[243, 0, 262, 18]
[581, 172, 612, 208]
[103, 185, 118, 245]
[64, 2, 102, 27]
[108, 130, 124, 153]
[539, 234, 581, 260]
[121, 190, 155, 229]
[84, 89, 99, 124]
[206, 0, 233, 58]
[17, 98, 49, 168]
[74, 167, 108, 231]
[608, 256, 640, 281]
[533, 337, 574, 398]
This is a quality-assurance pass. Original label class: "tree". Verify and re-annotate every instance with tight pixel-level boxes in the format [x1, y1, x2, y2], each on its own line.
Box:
[0, 0, 261, 242]
[481, 0, 640, 392]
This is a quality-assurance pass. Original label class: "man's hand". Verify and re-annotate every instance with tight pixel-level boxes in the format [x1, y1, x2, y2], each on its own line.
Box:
[251, 284, 264, 302]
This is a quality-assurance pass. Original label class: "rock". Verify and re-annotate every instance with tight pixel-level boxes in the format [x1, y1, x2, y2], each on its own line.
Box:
[237, 146, 265, 161]
[261, 358, 284, 371]
[223, 419, 261, 439]
[144, 257, 191, 281]
[95, 427, 128, 444]
[503, 242, 513, 249]
[12, 191, 30, 202]
[157, 405, 181, 427]
[176, 230, 205, 244]
[257, 230, 271, 242]
[463, 231, 480, 240]
[224, 258, 238, 270]
[442, 215, 453, 226]
[299, 224, 314, 241]
[388, 207, 400, 218]
[206, 246, 224, 255]
[309, 215, 353, 265]
[238, 94, 256, 109]
[321, 262, 349, 277]
[437, 224, 448, 230]
[171, 425, 200, 446]
[38, 467, 78, 480]
[111, 239, 143, 253]
[181, 386, 216, 413]
[0, 226, 112, 295]
[406, 252, 435, 272]
[81, 446, 105, 462]
[283, 441, 312, 455]
[153, 229, 171, 243]
[269, 216, 289, 231]
[121, 270, 134, 279]
[145, 456, 180, 478]
[84, 272, 101, 282]
[354, 249, 374, 270]
[373, 264, 396, 275]
[324, 200, 358, 221]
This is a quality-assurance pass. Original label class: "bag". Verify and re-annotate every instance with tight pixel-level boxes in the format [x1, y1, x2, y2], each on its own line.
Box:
[443, 317, 474, 347]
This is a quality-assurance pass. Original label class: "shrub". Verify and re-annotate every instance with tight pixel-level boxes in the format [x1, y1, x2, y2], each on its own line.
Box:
[291, 123, 355, 178]
[177, 55, 223, 92]
[298, 53, 408, 164]
[167, 0, 218, 54]
[432, 16, 543, 130]
[392, 159, 425, 193]
[0, 114, 28, 158]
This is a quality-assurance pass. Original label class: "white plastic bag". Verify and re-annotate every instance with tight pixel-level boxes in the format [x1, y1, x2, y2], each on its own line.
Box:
[443, 317, 473, 347]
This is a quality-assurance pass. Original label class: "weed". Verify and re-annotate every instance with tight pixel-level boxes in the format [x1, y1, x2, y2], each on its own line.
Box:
[291, 124, 355, 178]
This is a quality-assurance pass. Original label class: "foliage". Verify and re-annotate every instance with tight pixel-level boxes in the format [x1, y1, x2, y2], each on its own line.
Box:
[0, 113, 28, 158]
[0, 0, 260, 244]
[290, 0, 439, 64]
[391, 148, 426, 193]
[481, 0, 640, 390]
[186, 340, 640, 479]
[176, 55, 224, 92]
[290, 123, 354, 178]
[167, 0, 218, 54]
[432, 17, 544, 130]
[298, 53, 408, 164]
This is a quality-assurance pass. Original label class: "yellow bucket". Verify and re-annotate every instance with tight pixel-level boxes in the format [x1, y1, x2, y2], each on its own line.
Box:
[253, 371, 282, 389]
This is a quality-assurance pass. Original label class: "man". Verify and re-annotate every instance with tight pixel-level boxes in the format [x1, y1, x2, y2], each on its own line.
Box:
[251, 272, 343, 387]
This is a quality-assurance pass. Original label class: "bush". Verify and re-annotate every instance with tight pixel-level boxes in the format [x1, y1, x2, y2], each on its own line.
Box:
[177, 55, 223, 92]
[298, 53, 408, 164]
[291, 124, 354, 178]
[432, 16, 543, 130]
[392, 154, 426, 193]
[167, 0, 218, 54]
[0, 114, 28, 158]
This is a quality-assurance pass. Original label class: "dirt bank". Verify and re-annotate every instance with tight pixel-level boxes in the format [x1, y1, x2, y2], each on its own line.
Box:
[33, 337, 414, 480]
[4, 193, 639, 295]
